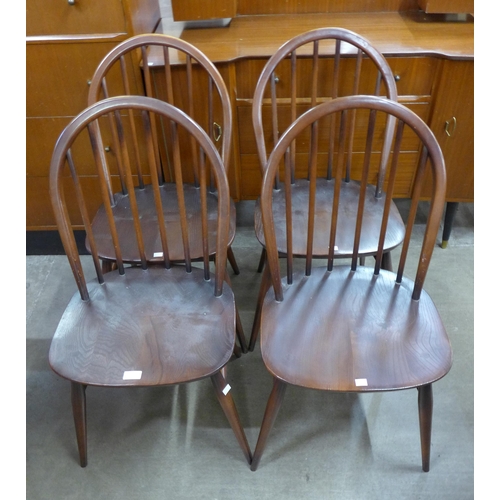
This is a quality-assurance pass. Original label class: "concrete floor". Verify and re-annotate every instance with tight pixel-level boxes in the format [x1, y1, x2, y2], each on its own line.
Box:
[26, 200, 474, 499]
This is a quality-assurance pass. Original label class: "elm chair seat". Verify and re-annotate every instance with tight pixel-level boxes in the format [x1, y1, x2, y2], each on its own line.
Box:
[260, 266, 450, 392]
[91, 184, 236, 265]
[254, 178, 404, 258]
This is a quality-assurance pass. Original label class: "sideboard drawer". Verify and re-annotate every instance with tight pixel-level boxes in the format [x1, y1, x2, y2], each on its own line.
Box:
[235, 56, 437, 100]
[26, 0, 126, 36]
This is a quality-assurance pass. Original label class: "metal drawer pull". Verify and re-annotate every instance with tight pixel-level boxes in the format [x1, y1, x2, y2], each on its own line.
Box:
[68, 0, 76, 5]
[445, 116, 457, 137]
[213, 122, 222, 142]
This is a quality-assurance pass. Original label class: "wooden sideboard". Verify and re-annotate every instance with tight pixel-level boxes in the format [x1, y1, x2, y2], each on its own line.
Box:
[153, 9, 473, 245]
[26, 0, 161, 231]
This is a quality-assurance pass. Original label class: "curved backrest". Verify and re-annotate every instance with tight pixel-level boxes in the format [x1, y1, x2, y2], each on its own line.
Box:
[50, 95, 231, 300]
[88, 34, 232, 192]
[252, 28, 398, 194]
[260, 95, 446, 301]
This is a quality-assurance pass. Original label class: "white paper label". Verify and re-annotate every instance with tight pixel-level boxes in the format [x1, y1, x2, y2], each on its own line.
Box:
[222, 384, 231, 395]
[334, 246, 338, 251]
[153, 252, 163, 258]
[355, 378, 368, 387]
[123, 370, 142, 380]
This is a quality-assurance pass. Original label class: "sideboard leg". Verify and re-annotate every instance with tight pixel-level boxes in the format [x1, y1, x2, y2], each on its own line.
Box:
[441, 202, 459, 249]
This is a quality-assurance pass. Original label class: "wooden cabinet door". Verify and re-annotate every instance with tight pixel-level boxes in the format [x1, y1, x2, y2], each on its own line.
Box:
[423, 60, 473, 201]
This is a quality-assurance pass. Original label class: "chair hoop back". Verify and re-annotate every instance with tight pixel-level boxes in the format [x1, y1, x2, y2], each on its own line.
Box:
[260, 95, 446, 301]
[50, 95, 231, 300]
[252, 27, 398, 187]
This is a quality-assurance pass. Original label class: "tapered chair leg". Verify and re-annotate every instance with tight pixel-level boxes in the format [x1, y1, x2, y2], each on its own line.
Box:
[224, 270, 247, 353]
[418, 384, 433, 472]
[227, 246, 240, 275]
[257, 248, 267, 273]
[381, 251, 393, 272]
[71, 382, 88, 467]
[211, 371, 252, 465]
[248, 263, 272, 352]
[251, 377, 287, 471]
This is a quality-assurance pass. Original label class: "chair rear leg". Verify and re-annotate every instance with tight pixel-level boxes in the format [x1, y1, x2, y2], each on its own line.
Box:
[248, 263, 271, 351]
[381, 251, 393, 272]
[211, 371, 252, 465]
[251, 377, 287, 471]
[224, 270, 247, 352]
[418, 384, 433, 472]
[227, 246, 240, 275]
[71, 382, 88, 467]
[257, 248, 267, 273]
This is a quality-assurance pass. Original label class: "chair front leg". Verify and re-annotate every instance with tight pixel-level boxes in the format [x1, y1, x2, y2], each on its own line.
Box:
[251, 377, 287, 471]
[418, 384, 433, 472]
[211, 371, 252, 465]
[71, 382, 88, 467]
[248, 262, 272, 352]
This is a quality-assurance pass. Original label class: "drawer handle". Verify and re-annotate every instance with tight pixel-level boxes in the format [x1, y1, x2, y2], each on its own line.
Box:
[394, 74, 401, 82]
[68, 0, 76, 5]
[213, 122, 222, 142]
[445, 116, 457, 137]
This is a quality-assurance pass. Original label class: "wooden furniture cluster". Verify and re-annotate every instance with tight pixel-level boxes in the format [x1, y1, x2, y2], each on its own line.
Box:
[26, 0, 161, 231]
[26, 0, 473, 248]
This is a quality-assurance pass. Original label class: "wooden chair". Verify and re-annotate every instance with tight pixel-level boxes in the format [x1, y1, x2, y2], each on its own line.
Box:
[249, 28, 405, 351]
[250, 95, 452, 472]
[87, 34, 240, 276]
[48, 95, 251, 467]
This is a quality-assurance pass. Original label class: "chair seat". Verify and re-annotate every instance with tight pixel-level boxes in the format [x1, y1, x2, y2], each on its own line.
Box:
[88, 184, 237, 263]
[260, 266, 452, 392]
[49, 266, 236, 387]
[254, 178, 405, 257]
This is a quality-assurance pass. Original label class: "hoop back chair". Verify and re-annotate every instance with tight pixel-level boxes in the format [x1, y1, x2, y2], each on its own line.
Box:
[49, 95, 251, 467]
[250, 95, 452, 472]
[87, 34, 240, 275]
[249, 28, 405, 350]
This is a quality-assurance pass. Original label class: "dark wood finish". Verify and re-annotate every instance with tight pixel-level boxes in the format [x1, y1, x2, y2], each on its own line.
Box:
[251, 95, 452, 471]
[249, 27, 406, 350]
[49, 95, 251, 467]
[87, 34, 241, 276]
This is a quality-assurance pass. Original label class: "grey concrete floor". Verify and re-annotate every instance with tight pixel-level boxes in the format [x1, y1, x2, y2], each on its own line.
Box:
[26, 200, 474, 499]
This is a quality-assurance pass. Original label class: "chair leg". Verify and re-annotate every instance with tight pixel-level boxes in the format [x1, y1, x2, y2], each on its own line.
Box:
[248, 262, 272, 352]
[224, 270, 248, 353]
[211, 371, 252, 465]
[418, 384, 433, 472]
[257, 248, 267, 273]
[227, 246, 240, 275]
[101, 260, 114, 274]
[251, 377, 287, 471]
[381, 251, 393, 272]
[71, 382, 88, 467]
